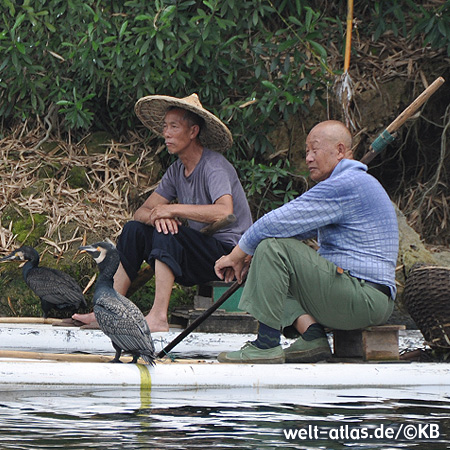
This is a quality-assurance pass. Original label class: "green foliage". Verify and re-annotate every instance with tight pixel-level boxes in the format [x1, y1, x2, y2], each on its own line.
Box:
[0, 0, 448, 219]
[0, 276, 43, 317]
[409, 2, 450, 54]
[0, 0, 333, 156]
[235, 158, 306, 219]
[67, 166, 89, 189]
[369, 0, 450, 54]
[1, 0, 447, 150]
[1, 207, 47, 247]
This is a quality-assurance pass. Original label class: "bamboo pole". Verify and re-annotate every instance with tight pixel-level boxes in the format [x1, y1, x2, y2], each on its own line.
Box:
[0, 349, 115, 363]
[361, 76, 445, 165]
[343, 0, 354, 73]
[0, 317, 63, 324]
[0, 349, 206, 365]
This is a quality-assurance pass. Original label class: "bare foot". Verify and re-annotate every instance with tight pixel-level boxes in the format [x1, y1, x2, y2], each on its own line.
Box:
[145, 313, 170, 332]
[72, 312, 98, 326]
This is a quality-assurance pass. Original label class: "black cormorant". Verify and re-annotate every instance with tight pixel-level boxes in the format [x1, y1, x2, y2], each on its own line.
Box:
[79, 241, 155, 365]
[0, 246, 86, 318]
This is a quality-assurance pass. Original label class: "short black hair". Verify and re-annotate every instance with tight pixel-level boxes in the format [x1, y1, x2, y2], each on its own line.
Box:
[167, 106, 205, 131]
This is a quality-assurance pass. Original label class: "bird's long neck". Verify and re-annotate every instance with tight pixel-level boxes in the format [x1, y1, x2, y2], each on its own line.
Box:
[95, 271, 114, 289]
[96, 254, 119, 290]
[22, 259, 38, 279]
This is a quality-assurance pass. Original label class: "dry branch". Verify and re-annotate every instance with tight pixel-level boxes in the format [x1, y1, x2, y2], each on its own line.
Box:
[0, 126, 159, 254]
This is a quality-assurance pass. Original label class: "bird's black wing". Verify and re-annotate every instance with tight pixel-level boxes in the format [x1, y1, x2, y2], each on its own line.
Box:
[26, 267, 86, 308]
[94, 289, 155, 364]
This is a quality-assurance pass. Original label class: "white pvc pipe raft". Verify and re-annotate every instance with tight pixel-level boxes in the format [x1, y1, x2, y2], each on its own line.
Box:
[1, 359, 450, 392]
[0, 323, 255, 356]
[0, 322, 440, 394]
[0, 322, 426, 357]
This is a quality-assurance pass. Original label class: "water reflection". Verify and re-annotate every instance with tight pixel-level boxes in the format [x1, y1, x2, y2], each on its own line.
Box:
[0, 387, 449, 449]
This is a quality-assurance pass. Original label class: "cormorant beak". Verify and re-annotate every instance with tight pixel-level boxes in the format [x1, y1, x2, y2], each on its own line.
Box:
[79, 245, 94, 253]
[78, 245, 102, 258]
[0, 253, 16, 262]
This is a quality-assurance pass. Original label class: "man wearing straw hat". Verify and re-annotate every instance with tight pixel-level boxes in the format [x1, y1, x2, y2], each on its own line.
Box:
[73, 94, 252, 332]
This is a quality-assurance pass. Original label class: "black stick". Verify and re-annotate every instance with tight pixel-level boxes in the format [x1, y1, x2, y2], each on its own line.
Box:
[157, 278, 245, 358]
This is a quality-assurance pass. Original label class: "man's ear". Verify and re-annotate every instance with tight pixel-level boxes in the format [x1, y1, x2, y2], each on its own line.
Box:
[336, 142, 347, 160]
[190, 124, 200, 140]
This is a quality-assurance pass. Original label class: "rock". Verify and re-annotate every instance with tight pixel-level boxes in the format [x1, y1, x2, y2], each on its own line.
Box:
[393, 205, 439, 329]
[396, 204, 437, 280]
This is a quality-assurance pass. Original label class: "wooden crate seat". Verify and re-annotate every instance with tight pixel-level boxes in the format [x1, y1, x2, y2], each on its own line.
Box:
[332, 325, 406, 361]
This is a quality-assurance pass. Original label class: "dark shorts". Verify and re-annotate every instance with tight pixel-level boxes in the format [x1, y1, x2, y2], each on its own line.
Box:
[116, 221, 234, 287]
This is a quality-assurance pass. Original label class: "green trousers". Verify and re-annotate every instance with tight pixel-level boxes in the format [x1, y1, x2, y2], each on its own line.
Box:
[239, 238, 394, 332]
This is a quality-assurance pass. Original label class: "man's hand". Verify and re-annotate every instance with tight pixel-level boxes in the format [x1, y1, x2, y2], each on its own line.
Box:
[150, 204, 176, 222]
[214, 245, 251, 284]
[148, 205, 182, 234]
[154, 218, 182, 234]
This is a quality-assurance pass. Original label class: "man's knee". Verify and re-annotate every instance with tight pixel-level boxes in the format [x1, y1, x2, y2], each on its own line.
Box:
[254, 237, 293, 260]
[254, 237, 277, 255]
[118, 221, 153, 250]
[117, 221, 154, 269]
[151, 229, 177, 247]
[121, 220, 151, 238]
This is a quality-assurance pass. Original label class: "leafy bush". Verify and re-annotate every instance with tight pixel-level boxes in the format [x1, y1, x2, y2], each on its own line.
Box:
[0, 1, 332, 148]
[235, 158, 307, 219]
[1, 0, 448, 138]
[369, 0, 450, 53]
[0, 0, 448, 219]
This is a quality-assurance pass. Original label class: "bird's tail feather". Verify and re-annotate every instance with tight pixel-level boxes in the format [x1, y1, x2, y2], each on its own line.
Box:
[140, 352, 156, 366]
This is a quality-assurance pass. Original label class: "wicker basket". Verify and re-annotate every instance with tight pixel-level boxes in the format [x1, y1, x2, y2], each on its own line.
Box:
[403, 264, 450, 348]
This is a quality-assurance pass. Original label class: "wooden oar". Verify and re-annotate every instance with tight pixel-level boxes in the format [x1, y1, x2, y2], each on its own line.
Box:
[360, 76, 445, 165]
[157, 278, 245, 358]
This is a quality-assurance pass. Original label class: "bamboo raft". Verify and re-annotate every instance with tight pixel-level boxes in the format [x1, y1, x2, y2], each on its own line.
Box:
[0, 319, 448, 392]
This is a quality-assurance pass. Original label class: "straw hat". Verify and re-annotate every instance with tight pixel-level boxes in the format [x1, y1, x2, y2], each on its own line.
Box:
[134, 93, 233, 151]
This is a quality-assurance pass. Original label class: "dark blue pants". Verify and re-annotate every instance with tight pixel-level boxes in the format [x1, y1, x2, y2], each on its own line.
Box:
[116, 221, 234, 287]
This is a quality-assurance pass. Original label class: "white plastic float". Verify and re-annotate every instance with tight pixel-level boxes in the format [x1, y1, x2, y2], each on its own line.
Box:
[0, 322, 426, 356]
[0, 321, 443, 394]
[0, 358, 449, 392]
[0, 322, 254, 356]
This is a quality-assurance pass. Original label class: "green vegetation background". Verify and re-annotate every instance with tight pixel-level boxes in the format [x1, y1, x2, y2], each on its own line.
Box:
[0, 0, 449, 317]
[2, 1, 449, 158]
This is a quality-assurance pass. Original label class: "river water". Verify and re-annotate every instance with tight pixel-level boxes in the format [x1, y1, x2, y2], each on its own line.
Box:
[1, 385, 449, 449]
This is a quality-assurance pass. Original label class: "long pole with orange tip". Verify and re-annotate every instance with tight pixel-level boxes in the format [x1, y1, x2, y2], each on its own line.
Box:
[338, 0, 355, 128]
[343, 0, 354, 74]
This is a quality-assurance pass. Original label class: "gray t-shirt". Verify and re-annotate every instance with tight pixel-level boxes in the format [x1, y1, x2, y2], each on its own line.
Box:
[155, 148, 253, 246]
